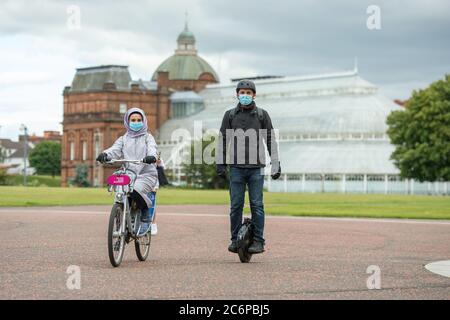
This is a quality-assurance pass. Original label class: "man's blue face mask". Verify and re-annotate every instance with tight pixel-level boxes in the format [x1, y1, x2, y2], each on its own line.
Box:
[129, 122, 144, 132]
[238, 94, 253, 106]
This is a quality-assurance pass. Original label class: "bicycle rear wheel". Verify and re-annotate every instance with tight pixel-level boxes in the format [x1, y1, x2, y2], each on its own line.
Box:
[108, 203, 126, 267]
[135, 231, 151, 261]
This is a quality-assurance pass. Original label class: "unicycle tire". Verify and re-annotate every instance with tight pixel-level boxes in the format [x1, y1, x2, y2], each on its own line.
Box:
[238, 248, 252, 263]
[237, 218, 254, 263]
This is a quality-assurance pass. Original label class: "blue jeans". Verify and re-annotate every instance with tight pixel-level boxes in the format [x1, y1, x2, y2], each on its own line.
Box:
[229, 166, 265, 244]
[141, 192, 156, 223]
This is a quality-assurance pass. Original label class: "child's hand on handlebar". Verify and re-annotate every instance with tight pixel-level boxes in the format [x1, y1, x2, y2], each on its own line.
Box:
[96, 153, 111, 163]
[143, 155, 157, 164]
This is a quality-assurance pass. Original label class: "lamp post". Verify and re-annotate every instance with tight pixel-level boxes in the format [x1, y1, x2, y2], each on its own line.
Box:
[20, 124, 28, 186]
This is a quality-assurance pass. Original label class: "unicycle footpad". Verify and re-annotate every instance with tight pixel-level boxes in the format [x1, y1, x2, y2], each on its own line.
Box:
[237, 218, 254, 263]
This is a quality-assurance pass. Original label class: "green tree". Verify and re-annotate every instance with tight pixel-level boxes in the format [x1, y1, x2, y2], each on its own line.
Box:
[69, 164, 90, 187]
[29, 141, 61, 177]
[386, 75, 450, 182]
[0, 146, 6, 163]
[182, 137, 229, 189]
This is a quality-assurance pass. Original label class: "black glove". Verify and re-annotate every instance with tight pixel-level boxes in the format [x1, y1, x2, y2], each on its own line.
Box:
[216, 164, 227, 178]
[143, 155, 157, 164]
[271, 162, 281, 180]
[96, 152, 110, 163]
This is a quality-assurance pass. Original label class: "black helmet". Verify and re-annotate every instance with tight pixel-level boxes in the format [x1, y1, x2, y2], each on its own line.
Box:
[236, 79, 256, 93]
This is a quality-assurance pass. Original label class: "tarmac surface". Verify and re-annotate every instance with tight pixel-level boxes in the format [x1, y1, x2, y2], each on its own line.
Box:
[0, 205, 449, 300]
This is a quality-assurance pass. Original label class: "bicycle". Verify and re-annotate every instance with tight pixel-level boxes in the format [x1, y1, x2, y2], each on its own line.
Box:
[102, 159, 152, 267]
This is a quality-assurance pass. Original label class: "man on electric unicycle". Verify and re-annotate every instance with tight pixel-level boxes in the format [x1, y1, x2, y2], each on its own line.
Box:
[216, 79, 281, 257]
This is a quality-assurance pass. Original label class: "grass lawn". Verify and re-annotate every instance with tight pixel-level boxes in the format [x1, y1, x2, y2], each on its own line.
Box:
[7, 175, 61, 187]
[0, 186, 449, 220]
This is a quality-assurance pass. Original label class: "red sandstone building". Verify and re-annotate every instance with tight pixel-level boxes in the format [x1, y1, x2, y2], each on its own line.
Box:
[61, 23, 218, 186]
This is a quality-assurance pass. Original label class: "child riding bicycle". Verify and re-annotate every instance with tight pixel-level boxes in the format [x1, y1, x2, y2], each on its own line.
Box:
[96, 107, 158, 236]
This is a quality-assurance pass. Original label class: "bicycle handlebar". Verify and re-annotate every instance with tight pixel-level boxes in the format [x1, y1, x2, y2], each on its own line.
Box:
[101, 159, 145, 165]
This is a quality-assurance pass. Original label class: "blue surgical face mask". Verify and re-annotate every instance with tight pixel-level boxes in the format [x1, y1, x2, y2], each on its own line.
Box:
[129, 122, 143, 132]
[238, 94, 253, 106]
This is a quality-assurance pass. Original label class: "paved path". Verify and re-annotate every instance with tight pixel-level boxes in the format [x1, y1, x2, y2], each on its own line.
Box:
[0, 205, 449, 299]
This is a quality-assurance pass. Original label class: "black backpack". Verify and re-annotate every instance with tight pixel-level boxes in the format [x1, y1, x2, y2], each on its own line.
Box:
[228, 106, 265, 128]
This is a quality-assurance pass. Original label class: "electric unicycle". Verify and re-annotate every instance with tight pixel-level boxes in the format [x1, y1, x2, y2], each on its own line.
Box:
[237, 218, 254, 263]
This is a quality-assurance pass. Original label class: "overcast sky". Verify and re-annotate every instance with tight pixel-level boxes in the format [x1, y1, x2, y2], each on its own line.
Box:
[0, 0, 449, 139]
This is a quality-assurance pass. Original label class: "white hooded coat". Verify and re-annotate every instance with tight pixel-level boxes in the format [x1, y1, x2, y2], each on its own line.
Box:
[103, 108, 158, 208]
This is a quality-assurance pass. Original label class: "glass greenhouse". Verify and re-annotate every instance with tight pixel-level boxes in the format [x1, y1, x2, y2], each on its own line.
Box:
[156, 70, 449, 195]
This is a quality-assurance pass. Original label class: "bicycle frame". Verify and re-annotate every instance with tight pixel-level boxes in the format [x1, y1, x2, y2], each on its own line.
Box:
[104, 159, 153, 267]
[105, 159, 142, 238]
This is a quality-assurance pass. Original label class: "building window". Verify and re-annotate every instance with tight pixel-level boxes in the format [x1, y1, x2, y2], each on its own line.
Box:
[94, 134, 101, 156]
[368, 175, 384, 182]
[347, 174, 364, 181]
[82, 141, 87, 161]
[172, 102, 185, 118]
[325, 174, 341, 181]
[70, 142, 75, 161]
[119, 103, 127, 114]
[305, 174, 323, 181]
[170, 92, 205, 119]
[171, 101, 204, 118]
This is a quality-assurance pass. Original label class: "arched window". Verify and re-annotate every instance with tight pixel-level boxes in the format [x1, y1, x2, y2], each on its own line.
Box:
[68, 132, 76, 161]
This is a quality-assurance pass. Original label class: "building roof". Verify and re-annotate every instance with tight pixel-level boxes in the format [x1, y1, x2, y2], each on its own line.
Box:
[156, 70, 403, 175]
[69, 65, 132, 92]
[231, 75, 284, 82]
[8, 146, 27, 159]
[157, 70, 401, 139]
[0, 138, 21, 150]
[152, 54, 219, 82]
[170, 91, 203, 102]
[132, 79, 158, 91]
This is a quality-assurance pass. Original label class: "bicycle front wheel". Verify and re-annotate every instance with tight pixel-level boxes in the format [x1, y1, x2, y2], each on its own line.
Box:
[108, 203, 126, 267]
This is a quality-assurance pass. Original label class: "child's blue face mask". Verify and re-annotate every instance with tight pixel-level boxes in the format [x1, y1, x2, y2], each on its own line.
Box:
[129, 122, 143, 131]
[238, 94, 253, 106]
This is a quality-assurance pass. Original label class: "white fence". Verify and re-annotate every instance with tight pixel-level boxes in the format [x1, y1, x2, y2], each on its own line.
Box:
[266, 174, 450, 195]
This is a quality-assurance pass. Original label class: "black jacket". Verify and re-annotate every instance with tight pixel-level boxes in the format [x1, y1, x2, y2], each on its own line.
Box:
[216, 102, 279, 168]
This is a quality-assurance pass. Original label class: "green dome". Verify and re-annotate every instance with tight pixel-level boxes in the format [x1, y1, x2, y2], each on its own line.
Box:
[152, 22, 219, 82]
[152, 54, 219, 81]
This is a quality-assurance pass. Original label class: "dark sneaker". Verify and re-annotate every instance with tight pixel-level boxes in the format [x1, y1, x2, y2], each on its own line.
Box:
[228, 240, 238, 253]
[248, 241, 265, 254]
